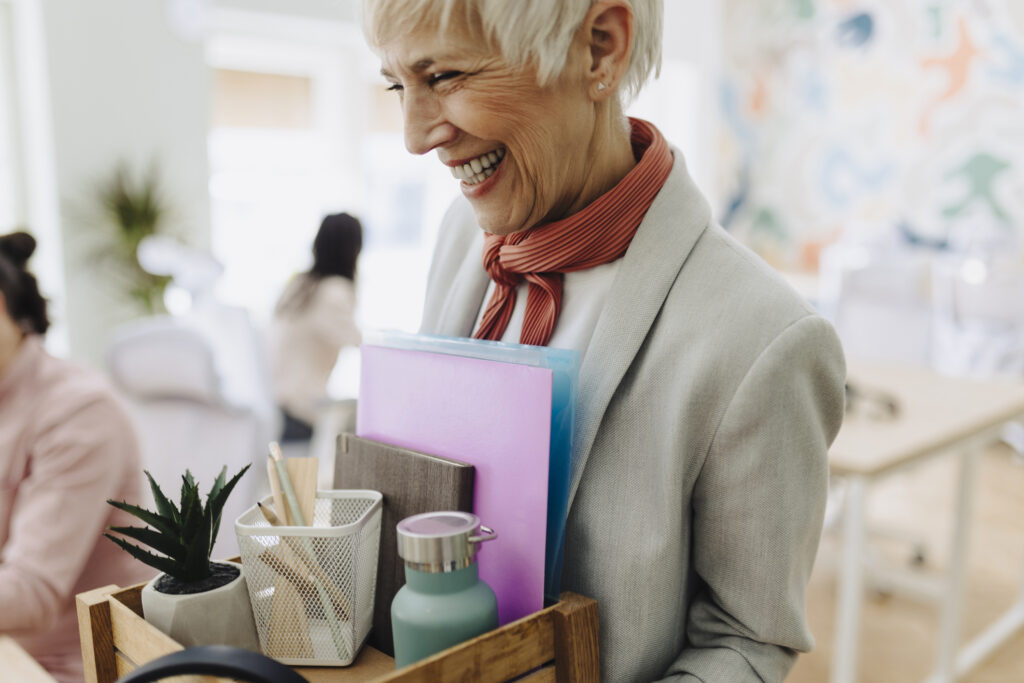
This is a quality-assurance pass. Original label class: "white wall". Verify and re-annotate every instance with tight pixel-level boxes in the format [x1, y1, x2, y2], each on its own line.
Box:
[627, 0, 722, 211]
[40, 0, 211, 365]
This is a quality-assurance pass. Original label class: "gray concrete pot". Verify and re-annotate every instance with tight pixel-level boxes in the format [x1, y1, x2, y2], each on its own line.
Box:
[141, 561, 259, 651]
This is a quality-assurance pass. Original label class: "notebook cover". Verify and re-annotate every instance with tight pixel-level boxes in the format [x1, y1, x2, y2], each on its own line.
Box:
[362, 331, 579, 602]
[335, 433, 475, 655]
[357, 344, 552, 626]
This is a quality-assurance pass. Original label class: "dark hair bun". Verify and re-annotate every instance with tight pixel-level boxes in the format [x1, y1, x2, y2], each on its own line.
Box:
[0, 231, 37, 268]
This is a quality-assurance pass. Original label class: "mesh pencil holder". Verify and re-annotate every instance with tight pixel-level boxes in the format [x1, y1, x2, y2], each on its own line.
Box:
[235, 489, 383, 666]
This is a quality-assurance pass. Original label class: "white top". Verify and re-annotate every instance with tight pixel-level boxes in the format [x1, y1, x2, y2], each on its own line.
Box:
[473, 260, 622, 358]
[268, 275, 361, 424]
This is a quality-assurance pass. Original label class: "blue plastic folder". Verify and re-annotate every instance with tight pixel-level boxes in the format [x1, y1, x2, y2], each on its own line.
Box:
[362, 331, 580, 603]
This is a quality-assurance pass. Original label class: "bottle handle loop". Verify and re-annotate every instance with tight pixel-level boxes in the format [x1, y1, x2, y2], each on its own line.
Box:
[469, 525, 497, 544]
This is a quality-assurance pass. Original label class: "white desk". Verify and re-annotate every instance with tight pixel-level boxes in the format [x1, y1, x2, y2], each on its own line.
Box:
[0, 636, 56, 682]
[829, 359, 1024, 683]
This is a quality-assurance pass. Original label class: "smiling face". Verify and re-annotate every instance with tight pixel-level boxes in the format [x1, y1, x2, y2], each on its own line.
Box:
[380, 19, 604, 235]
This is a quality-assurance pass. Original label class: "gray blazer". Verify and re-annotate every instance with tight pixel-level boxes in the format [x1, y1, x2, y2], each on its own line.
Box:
[419, 150, 846, 682]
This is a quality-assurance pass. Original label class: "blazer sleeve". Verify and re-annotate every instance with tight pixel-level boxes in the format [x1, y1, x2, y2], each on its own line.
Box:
[660, 314, 846, 682]
[0, 391, 140, 633]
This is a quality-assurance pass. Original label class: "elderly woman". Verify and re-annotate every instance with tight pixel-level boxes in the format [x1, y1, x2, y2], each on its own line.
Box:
[364, 1, 845, 681]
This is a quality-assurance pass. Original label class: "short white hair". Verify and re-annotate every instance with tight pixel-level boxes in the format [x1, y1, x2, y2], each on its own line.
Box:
[363, 0, 663, 102]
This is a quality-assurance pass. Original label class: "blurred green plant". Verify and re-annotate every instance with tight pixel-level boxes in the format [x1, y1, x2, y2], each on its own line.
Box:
[94, 163, 173, 314]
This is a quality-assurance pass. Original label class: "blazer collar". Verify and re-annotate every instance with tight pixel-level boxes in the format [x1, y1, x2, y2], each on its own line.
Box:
[567, 149, 711, 512]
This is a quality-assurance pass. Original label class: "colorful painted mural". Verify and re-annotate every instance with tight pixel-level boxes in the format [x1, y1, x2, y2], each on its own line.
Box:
[718, 0, 1024, 271]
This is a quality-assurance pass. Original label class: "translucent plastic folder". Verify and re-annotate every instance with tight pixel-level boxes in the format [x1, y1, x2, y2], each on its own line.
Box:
[359, 331, 579, 614]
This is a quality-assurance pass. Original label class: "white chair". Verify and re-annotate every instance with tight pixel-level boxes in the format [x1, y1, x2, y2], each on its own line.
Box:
[106, 316, 277, 558]
[931, 252, 1024, 378]
[818, 242, 934, 366]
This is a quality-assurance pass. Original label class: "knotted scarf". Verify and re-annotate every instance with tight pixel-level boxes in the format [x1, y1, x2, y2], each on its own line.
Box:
[473, 117, 673, 346]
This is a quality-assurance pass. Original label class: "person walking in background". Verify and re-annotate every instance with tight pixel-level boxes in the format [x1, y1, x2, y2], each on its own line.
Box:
[268, 212, 363, 442]
[0, 231, 148, 683]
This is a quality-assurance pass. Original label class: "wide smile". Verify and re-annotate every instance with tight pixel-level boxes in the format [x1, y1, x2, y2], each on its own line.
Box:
[449, 148, 506, 186]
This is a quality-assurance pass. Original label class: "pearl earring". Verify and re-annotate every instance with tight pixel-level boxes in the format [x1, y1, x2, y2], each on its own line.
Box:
[596, 82, 607, 91]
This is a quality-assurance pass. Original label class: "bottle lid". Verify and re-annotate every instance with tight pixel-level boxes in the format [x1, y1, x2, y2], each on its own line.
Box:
[396, 511, 497, 573]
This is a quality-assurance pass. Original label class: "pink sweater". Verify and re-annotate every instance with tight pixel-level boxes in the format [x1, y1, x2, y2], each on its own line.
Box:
[0, 336, 151, 682]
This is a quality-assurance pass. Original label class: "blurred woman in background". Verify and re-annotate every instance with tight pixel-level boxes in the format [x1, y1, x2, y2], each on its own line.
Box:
[268, 212, 363, 441]
[0, 231, 147, 682]
[364, 0, 846, 680]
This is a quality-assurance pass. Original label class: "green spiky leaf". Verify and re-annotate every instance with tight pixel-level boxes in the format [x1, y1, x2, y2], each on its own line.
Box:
[206, 464, 250, 544]
[182, 509, 214, 582]
[145, 471, 179, 524]
[104, 534, 180, 577]
[106, 499, 176, 537]
[108, 525, 187, 559]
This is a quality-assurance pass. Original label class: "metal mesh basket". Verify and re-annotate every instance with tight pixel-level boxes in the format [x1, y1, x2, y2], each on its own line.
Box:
[235, 489, 382, 666]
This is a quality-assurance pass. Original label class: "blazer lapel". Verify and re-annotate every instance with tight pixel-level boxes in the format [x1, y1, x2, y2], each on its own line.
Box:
[434, 228, 489, 337]
[567, 151, 712, 512]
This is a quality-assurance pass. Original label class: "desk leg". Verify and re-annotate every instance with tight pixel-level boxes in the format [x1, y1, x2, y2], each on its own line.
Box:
[832, 475, 868, 683]
[927, 449, 979, 683]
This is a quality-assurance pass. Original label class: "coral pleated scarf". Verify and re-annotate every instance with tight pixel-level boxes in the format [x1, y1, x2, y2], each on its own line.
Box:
[473, 118, 673, 347]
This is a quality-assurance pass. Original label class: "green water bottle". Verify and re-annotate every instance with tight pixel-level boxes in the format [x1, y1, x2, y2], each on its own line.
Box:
[391, 511, 498, 668]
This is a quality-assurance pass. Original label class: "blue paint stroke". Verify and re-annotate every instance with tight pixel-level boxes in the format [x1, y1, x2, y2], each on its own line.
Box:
[798, 66, 828, 112]
[719, 79, 756, 150]
[836, 12, 874, 48]
[897, 220, 949, 250]
[820, 147, 894, 207]
[720, 163, 750, 230]
[987, 33, 1024, 84]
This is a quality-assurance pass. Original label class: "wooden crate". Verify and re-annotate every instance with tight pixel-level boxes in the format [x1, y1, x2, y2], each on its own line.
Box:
[77, 582, 599, 683]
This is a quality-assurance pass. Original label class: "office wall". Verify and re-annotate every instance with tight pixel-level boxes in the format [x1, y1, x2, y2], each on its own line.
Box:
[718, 0, 1024, 270]
[40, 0, 211, 365]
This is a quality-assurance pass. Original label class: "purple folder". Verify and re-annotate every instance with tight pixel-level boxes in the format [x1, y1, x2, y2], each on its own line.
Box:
[357, 345, 552, 625]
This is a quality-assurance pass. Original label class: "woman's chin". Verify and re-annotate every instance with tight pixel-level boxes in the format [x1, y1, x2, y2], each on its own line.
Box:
[472, 208, 527, 237]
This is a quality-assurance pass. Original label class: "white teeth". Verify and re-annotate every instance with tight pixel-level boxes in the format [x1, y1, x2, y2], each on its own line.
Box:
[449, 148, 505, 185]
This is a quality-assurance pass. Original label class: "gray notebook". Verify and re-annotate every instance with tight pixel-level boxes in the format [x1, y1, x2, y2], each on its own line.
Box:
[335, 433, 475, 656]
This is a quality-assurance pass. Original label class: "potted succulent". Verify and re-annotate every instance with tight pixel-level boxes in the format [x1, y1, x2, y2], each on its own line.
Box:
[105, 465, 260, 650]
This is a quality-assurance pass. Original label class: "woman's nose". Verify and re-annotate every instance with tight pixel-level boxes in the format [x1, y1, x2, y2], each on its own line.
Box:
[402, 89, 457, 155]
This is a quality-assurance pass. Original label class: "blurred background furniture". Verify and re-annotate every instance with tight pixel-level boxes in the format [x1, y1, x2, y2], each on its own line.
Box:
[106, 311, 279, 558]
[818, 241, 934, 367]
[77, 581, 599, 683]
[828, 359, 1024, 683]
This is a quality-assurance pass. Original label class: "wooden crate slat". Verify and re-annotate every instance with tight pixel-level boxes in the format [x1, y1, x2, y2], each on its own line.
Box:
[552, 592, 600, 682]
[115, 647, 228, 683]
[380, 610, 555, 682]
[514, 665, 557, 682]
[111, 583, 146, 617]
[76, 585, 120, 683]
[109, 595, 183, 665]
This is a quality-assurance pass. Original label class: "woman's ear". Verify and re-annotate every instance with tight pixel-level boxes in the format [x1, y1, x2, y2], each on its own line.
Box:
[584, 1, 634, 100]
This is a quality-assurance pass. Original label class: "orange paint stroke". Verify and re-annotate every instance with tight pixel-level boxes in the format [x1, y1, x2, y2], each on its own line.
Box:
[919, 17, 981, 135]
[749, 75, 768, 116]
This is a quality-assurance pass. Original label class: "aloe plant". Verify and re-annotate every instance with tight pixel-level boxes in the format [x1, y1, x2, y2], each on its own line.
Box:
[105, 465, 250, 584]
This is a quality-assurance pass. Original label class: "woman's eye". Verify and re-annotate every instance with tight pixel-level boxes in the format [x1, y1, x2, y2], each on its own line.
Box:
[385, 82, 404, 93]
[428, 71, 463, 86]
